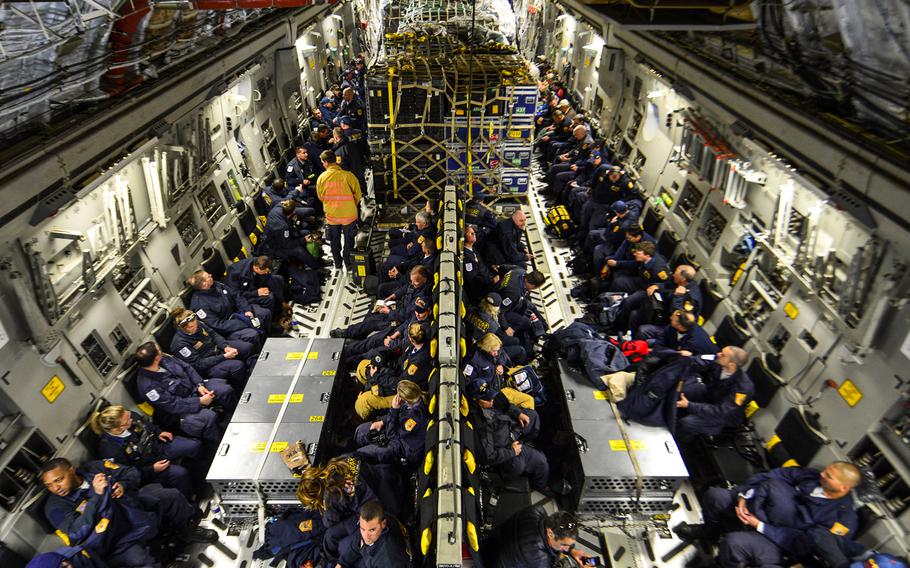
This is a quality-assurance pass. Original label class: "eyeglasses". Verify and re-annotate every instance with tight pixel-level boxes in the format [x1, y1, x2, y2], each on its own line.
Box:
[178, 313, 197, 326]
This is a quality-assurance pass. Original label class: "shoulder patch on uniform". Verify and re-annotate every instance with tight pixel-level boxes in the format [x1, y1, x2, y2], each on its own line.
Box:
[179, 347, 192, 358]
[502, 297, 512, 306]
[298, 519, 313, 532]
[103, 460, 119, 470]
[465, 262, 474, 272]
[336, 156, 343, 164]
[657, 270, 669, 280]
[464, 364, 474, 376]
[94, 518, 110, 534]
[284, 230, 290, 238]
[195, 309, 207, 319]
[146, 389, 160, 402]
[734, 393, 748, 406]
[829, 522, 850, 536]
[407, 364, 418, 376]
[287, 165, 294, 172]
[404, 418, 417, 432]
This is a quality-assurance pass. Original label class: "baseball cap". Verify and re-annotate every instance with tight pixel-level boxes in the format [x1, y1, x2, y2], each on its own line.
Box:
[611, 201, 628, 213]
[483, 293, 502, 307]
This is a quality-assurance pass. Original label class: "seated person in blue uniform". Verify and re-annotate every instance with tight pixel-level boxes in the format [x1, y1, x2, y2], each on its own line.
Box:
[674, 345, 753, 439]
[615, 264, 700, 333]
[466, 378, 548, 493]
[134, 341, 236, 443]
[353, 329, 434, 419]
[225, 255, 287, 326]
[483, 210, 532, 269]
[353, 380, 430, 466]
[297, 456, 402, 567]
[675, 461, 862, 568]
[26, 550, 106, 568]
[497, 268, 548, 356]
[39, 457, 216, 567]
[484, 507, 590, 568]
[464, 292, 527, 364]
[609, 240, 670, 295]
[90, 405, 200, 499]
[187, 269, 266, 346]
[330, 265, 430, 339]
[169, 307, 251, 385]
[344, 297, 431, 368]
[464, 332, 535, 410]
[335, 500, 410, 568]
[636, 309, 715, 359]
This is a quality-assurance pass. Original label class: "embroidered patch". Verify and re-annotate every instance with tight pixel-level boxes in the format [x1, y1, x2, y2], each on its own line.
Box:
[463, 364, 475, 376]
[76, 500, 88, 514]
[179, 347, 192, 358]
[830, 522, 850, 536]
[287, 165, 294, 172]
[407, 364, 419, 376]
[284, 230, 290, 238]
[103, 460, 119, 470]
[465, 262, 474, 272]
[502, 298, 512, 306]
[404, 418, 417, 432]
[146, 389, 160, 402]
[95, 518, 110, 533]
[657, 271, 669, 280]
[195, 309, 207, 319]
[298, 520, 313, 532]
[371, 385, 380, 396]
[734, 393, 748, 406]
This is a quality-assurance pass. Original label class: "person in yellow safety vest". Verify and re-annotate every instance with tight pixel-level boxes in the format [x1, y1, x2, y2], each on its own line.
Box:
[317, 149, 362, 271]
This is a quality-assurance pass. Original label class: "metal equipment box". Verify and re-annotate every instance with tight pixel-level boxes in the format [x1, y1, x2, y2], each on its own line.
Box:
[254, 338, 310, 377]
[299, 338, 345, 377]
[207, 421, 324, 500]
[559, 360, 614, 421]
[232, 376, 333, 423]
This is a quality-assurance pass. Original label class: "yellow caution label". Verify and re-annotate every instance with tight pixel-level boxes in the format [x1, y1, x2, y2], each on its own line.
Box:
[309, 415, 325, 422]
[41, 376, 65, 403]
[286, 352, 305, 360]
[251, 442, 267, 453]
[270, 442, 288, 452]
[838, 379, 863, 407]
[358, 265, 366, 277]
[592, 390, 611, 400]
[268, 394, 304, 404]
[610, 440, 645, 451]
[323, 370, 336, 376]
[783, 302, 799, 319]
[507, 130, 523, 138]
[308, 352, 319, 359]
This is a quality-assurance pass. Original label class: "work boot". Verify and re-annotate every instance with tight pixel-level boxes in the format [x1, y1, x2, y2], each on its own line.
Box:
[182, 526, 219, 543]
[673, 522, 720, 542]
[330, 328, 348, 339]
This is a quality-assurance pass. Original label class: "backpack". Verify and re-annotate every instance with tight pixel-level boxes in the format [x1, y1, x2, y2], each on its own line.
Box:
[544, 205, 575, 238]
[607, 338, 650, 364]
[508, 365, 547, 406]
[252, 508, 324, 567]
[286, 264, 322, 305]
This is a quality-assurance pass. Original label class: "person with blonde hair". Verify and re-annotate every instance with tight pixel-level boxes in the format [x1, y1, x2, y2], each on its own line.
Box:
[352, 380, 430, 466]
[92, 405, 200, 498]
[169, 306, 249, 385]
[464, 292, 527, 363]
[464, 333, 535, 410]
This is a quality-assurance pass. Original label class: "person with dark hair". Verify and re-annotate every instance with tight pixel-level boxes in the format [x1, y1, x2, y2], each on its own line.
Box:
[637, 309, 715, 358]
[39, 457, 216, 567]
[485, 210, 532, 268]
[334, 116, 368, 193]
[485, 506, 589, 568]
[134, 341, 235, 442]
[335, 500, 410, 568]
[318, 149, 361, 271]
[224, 255, 286, 325]
[497, 268, 548, 355]
[623, 263, 702, 332]
[463, 224, 496, 303]
[262, 196, 324, 271]
[609, 240, 669, 294]
[284, 146, 318, 204]
[266, 176, 317, 225]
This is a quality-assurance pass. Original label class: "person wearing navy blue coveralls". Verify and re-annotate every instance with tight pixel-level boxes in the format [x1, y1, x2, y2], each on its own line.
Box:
[262, 200, 323, 270]
[597, 226, 656, 285]
[331, 266, 430, 340]
[342, 297, 431, 368]
[224, 255, 285, 324]
[170, 308, 249, 385]
[93, 406, 200, 499]
[263, 178, 315, 223]
[676, 462, 862, 568]
[497, 268, 547, 356]
[610, 240, 670, 294]
[464, 191, 499, 239]
[581, 165, 636, 234]
[381, 211, 436, 282]
[335, 501, 410, 568]
[675, 346, 753, 439]
[463, 225, 497, 303]
[282, 147, 319, 217]
[187, 269, 266, 347]
[637, 310, 715, 359]
[334, 87, 367, 131]
[134, 341, 235, 443]
[484, 210, 531, 269]
[353, 380, 430, 466]
[40, 457, 216, 567]
[624, 264, 701, 333]
[26, 550, 108, 568]
[464, 293, 527, 364]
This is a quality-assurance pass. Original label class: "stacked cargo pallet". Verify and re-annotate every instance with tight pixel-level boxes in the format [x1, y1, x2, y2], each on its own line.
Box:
[206, 338, 345, 518]
[365, 5, 537, 205]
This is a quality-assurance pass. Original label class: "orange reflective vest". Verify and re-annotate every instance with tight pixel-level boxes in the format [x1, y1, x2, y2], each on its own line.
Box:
[316, 165, 362, 225]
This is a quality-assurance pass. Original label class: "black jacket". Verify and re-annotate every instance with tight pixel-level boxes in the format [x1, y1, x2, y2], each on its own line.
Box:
[337, 516, 410, 568]
[489, 505, 561, 568]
